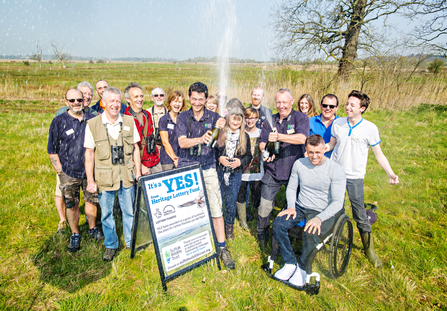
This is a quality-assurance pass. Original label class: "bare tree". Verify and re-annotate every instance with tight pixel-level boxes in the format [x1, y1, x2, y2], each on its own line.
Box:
[29, 42, 46, 68]
[272, 0, 413, 80]
[407, 1, 447, 55]
[49, 40, 70, 69]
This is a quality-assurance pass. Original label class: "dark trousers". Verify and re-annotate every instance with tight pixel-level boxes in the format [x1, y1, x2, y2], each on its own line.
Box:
[237, 180, 261, 209]
[346, 178, 371, 234]
[273, 205, 334, 270]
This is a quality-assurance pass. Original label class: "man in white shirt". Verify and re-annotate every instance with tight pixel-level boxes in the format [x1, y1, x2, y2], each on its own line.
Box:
[326, 90, 399, 268]
[84, 87, 141, 261]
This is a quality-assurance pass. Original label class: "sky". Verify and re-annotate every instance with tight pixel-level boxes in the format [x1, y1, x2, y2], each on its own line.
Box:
[0, 0, 436, 61]
[0, 0, 278, 61]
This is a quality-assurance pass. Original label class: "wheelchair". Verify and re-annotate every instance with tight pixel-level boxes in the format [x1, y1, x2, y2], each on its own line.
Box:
[262, 209, 353, 295]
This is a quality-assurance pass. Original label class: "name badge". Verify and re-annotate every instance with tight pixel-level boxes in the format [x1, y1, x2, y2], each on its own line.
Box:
[123, 126, 130, 131]
[167, 124, 175, 130]
[287, 128, 295, 134]
[66, 129, 74, 136]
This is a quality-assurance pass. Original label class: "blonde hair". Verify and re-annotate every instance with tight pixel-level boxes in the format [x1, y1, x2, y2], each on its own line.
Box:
[223, 107, 247, 156]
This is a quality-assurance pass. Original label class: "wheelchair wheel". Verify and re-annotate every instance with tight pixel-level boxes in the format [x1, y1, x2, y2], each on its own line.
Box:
[328, 214, 353, 279]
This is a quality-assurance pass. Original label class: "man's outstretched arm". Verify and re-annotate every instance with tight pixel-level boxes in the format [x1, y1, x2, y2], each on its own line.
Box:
[372, 144, 399, 185]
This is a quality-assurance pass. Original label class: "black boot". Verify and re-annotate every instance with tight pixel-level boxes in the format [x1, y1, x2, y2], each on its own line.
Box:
[360, 232, 383, 268]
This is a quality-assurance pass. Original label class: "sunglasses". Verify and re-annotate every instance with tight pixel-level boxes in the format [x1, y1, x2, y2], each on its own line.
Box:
[153, 94, 165, 98]
[322, 104, 337, 109]
[67, 98, 83, 103]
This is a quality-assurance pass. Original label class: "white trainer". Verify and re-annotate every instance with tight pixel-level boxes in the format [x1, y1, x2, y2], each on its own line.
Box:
[289, 267, 307, 287]
[274, 263, 297, 281]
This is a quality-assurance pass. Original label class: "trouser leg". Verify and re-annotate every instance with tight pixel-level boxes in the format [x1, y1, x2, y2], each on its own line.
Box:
[346, 178, 371, 234]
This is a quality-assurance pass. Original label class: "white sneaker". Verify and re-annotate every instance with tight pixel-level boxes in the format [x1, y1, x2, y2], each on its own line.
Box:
[274, 264, 296, 281]
[289, 267, 307, 287]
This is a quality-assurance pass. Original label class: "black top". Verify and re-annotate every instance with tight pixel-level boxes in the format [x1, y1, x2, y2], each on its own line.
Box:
[47, 111, 96, 179]
[215, 132, 252, 173]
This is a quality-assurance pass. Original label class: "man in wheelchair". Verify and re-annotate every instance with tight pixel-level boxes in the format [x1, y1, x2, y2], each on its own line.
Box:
[272, 134, 346, 287]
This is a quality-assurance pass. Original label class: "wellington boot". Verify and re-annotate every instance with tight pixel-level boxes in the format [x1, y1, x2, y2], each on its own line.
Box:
[360, 232, 383, 268]
[225, 223, 234, 240]
[237, 203, 249, 230]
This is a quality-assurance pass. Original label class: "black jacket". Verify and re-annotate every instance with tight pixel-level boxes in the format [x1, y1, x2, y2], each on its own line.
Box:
[215, 132, 252, 173]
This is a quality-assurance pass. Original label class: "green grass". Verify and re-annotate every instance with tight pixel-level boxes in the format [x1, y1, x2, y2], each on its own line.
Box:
[0, 61, 446, 309]
[0, 104, 446, 310]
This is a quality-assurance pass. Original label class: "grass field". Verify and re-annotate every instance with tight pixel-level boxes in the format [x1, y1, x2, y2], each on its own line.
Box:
[0, 62, 446, 310]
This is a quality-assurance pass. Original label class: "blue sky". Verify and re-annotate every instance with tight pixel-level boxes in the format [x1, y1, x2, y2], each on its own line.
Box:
[0, 0, 432, 61]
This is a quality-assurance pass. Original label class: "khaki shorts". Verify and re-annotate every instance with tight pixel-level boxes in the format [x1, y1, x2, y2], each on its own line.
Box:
[149, 162, 163, 174]
[202, 168, 222, 218]
[55, 173, 62, 197]
[59, 171, 98, 209]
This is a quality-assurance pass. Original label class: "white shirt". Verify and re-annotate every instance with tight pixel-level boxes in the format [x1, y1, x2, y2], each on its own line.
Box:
[330, 117, 381, 179]
[84, 113, 140, 149]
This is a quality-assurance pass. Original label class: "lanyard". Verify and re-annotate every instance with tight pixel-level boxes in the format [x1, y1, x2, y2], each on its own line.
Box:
[103, 122, 124, 147]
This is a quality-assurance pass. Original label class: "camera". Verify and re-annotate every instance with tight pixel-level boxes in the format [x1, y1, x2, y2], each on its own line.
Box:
[146, 134, 156, 154]
[111, 145, 124, 164]
[189, 144, 202, 156]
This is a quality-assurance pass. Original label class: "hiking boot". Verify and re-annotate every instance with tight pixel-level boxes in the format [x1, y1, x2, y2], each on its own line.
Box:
[57, 220, 67, 234]
[88, 227, 104, 241]
[103, 248, 117, 262]
[219, 247, 235, 270]
[225, 223, 234, 240]
[68, 233, 81, 252]
[360, 232, 383, 268]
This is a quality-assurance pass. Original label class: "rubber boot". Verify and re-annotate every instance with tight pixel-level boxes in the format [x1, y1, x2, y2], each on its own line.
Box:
[225, 223, 234, 240]
[360, 232, 383, 268]
[237, 202, 249, 230]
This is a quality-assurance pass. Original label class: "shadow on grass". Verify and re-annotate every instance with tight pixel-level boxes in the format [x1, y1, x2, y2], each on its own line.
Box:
[31, 213, 125, 293]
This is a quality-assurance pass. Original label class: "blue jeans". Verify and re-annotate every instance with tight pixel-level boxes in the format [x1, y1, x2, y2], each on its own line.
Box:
[217, 171, 242, 225]
[273, 205, 334, 270]
[98, 182, 135, 249]
[346, 178, 371, 234]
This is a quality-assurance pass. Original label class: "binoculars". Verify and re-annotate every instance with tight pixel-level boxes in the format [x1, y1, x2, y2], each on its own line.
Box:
[154, 128, 161, 145]
[190, 144, 202, 156]
[146, 134, 157, 154]
[111, 145, 124, 165]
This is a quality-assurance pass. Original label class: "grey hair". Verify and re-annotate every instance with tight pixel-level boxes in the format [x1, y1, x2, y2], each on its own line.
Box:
[124, 82, 142, 99]
[151, 87, 165, 96]
[77, 81, 94, 93]
[276, 88, 293, 100]
[102, 87, 122, 101]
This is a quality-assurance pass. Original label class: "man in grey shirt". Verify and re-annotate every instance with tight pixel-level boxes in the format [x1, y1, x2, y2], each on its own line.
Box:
[272, 134, 346, 287]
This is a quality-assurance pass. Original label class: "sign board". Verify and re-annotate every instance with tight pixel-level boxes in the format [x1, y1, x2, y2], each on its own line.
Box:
[131, 164, 220, 290]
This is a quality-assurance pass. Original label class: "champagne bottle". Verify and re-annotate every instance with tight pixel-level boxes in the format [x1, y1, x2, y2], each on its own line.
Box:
[264, 127, 279, 158]
[205, 126, 220, 148]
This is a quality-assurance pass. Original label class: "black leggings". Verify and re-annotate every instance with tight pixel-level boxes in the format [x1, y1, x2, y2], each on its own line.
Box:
[236, 180, 262, 209]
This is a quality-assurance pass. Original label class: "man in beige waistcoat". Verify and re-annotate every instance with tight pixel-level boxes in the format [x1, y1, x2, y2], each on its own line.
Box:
[84, 87, 141, 262]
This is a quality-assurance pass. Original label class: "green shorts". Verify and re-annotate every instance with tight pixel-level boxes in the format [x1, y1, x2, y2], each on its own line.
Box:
[59, 171, 98, 209]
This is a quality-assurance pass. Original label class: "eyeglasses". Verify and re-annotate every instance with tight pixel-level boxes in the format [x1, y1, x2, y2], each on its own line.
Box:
[246, 117, 258, 121]
[67, 98, 83, 103]
[153, 94, 165, 98]
[322, 104, 337, 109]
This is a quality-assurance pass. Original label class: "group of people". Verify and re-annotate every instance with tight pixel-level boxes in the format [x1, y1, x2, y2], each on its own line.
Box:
[47, 80, 399, 279]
